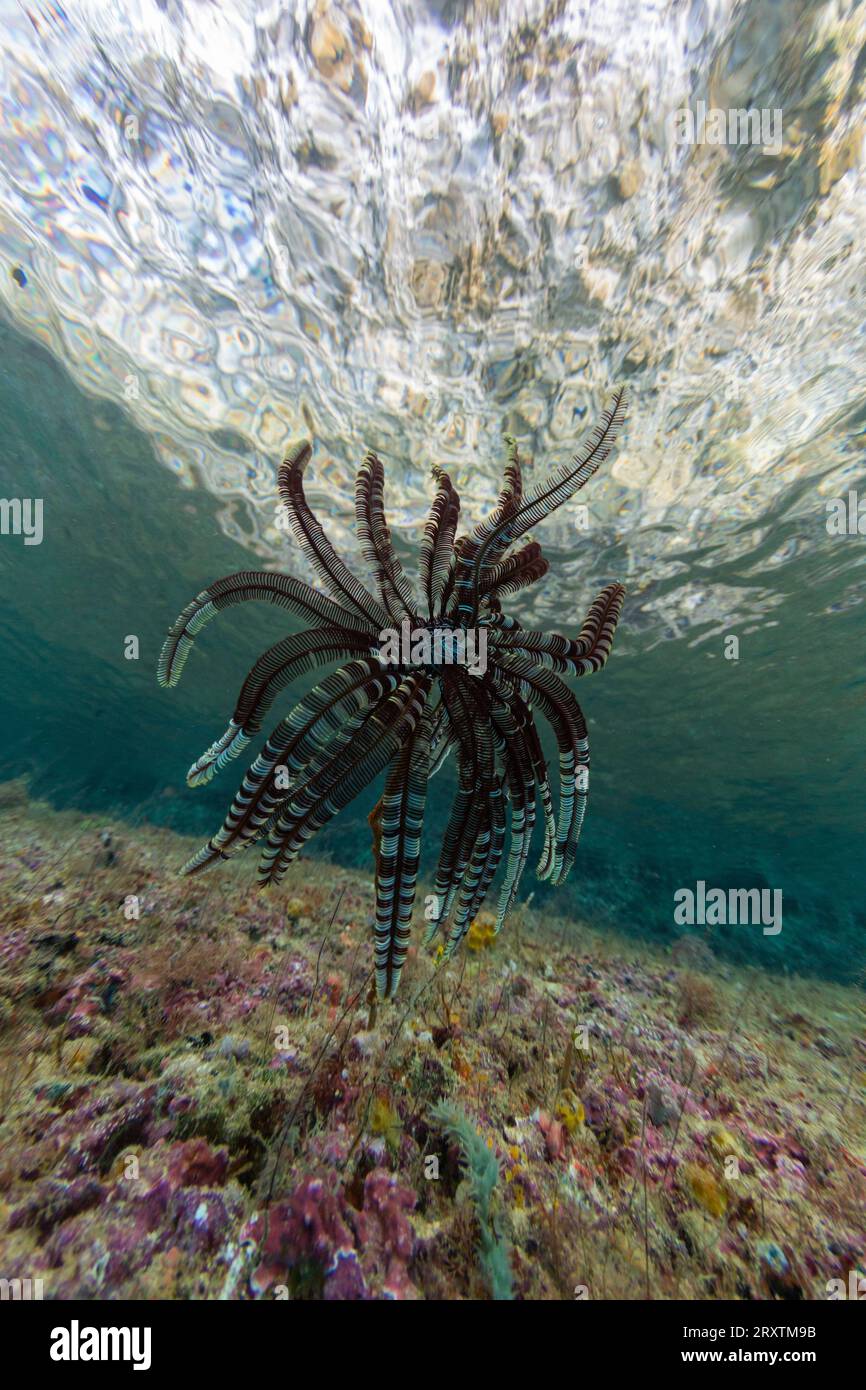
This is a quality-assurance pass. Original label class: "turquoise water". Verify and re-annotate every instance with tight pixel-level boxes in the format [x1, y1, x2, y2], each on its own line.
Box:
[2, 314, 864, 982]
[2, 0, 866, 987]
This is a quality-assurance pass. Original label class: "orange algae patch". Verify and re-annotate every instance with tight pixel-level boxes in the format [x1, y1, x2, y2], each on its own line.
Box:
[556, 1091, 585, 1134]
[369, 1095, 402, 1153]
[466, 912, 497, 952]
[451, 1045, 473, 1080]
[706, 1124, 745, 1162]
[684, 1162, 728, 1217]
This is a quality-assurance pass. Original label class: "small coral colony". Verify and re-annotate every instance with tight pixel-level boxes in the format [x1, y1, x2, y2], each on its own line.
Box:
[158, 390, 627, 998]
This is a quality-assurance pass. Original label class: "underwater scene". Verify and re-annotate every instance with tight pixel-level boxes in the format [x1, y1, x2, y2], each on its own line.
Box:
[0, 0, 864, 1328]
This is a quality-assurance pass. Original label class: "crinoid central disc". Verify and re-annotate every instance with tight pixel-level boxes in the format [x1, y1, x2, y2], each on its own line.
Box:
[376, 617, 488, 677]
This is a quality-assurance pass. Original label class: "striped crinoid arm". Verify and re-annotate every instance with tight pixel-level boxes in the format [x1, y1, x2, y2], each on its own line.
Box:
[439, 674, 512, 948]
[487, 582, 626, 676]
[486, 682, 539, 933]
[422, 678, 484, 945]
[278, 440, 389, 629]
[422, 757, 475, 948]
[477, 540, 549, 606]
[491, 655, 590, 888]
[185, 627, 379, 787]
[419, 466, 460, 620]
[451, 388, 627, 625]
[443, 771, 507, 961]
[468, 434, 524, 553]
[436, 539, 460, 617]
[439, 799, 490, 956]
[257, 674, 432, 887]
[427, 678, 505, 957]
[572, 581, 626, 664]
[445, 434, 523, 622]
[427, 697, 454, 778]
[180, 660, 403, 876]
[355, 450, 419, 623]
[491, 670, 557, 883]
[157, 570, 374, 690]
[429, 671, 548, 952]
[373, 705, 435, 998]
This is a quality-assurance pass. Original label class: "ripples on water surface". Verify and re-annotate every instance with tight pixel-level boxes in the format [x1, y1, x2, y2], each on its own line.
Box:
[0, 0, 864, 978]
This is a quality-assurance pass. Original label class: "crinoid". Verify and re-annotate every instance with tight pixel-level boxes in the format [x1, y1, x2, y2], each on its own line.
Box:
[158, 387, 627, 997]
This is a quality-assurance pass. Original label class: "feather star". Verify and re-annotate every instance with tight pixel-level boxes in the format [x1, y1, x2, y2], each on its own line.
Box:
[158, 387, 627, 998]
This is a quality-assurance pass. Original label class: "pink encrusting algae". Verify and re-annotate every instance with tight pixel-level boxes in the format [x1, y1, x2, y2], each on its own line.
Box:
[0, 788, 863, 1301]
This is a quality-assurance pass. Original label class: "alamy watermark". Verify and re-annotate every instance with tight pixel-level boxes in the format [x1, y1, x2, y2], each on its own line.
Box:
[378, 619, 487, 677]
[674, 880, 782, 935]
[826, 490, 866, 535]
[50, 1320, 151, 1371]
[0, 497, 42, 545]
[826, 1270, 866, 1299]
[0, 1276, 43, 1299]
[667, 100, 783, 155]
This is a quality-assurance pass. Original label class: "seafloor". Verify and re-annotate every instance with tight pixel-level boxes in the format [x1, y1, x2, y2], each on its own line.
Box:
[0, 782, 863, 1301]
